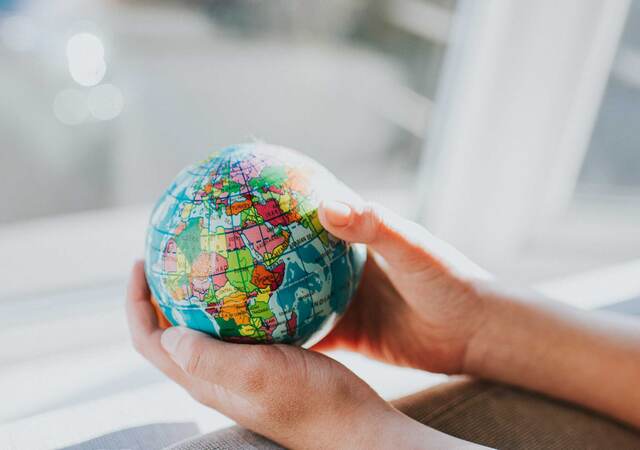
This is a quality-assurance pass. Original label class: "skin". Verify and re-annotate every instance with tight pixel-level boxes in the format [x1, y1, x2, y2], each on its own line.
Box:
[126, 197, 640, 449]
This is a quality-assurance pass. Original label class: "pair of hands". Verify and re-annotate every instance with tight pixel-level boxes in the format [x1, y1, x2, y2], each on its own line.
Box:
[126, 198, 491, 449]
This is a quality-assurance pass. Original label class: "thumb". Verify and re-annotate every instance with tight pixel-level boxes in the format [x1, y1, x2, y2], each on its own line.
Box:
[319, 200, 434, 274]
[160, 326, 281, 394]
[318, 200, 490, 280]
[161, 326, 265, 387]
[160, 327, 223, 380]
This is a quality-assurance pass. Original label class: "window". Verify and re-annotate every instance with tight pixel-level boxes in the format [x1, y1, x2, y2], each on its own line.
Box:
[419, 0, 639, 284]
[578, 2, 640, 197]
[528, 0, 640, 283]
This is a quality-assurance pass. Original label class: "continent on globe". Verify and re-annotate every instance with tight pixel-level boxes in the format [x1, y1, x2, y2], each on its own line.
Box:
[145, 143, 366, 346]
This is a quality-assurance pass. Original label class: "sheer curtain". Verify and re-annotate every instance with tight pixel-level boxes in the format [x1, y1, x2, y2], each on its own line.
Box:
[418, 0, 630, 280]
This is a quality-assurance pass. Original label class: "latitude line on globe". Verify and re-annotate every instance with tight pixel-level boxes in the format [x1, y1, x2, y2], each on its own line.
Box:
[148, 241, 347, 280]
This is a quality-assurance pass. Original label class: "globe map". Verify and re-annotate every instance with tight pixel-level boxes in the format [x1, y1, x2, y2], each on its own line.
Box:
[145, 144, 365, 346]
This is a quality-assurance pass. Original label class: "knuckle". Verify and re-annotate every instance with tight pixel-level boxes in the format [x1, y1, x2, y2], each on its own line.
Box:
[182, 339, 206, 376]
[362, 202, 388, 243]
[184, 351, 203, 377]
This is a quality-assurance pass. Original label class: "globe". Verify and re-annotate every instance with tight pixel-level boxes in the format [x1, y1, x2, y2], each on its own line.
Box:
[145, 143, 366, 346]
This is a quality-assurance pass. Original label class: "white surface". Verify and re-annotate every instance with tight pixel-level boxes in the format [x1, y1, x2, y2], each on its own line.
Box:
[1, 381, 234, 450]
[537, 259, 640, 310]
[0, 282, 446, 449]
[0, 206, 150, 300]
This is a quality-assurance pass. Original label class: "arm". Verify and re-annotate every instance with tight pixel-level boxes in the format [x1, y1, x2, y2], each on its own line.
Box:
[317, 199, 640, 430]
[465, 286, 640, 428]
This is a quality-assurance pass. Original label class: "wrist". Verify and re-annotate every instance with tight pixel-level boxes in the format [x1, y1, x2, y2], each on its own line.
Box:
[461, 282, 530, 378]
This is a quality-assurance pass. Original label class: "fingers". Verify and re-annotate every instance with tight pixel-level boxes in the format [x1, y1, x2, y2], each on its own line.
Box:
[159, 326, 392, 450]
[160, 327, 216, 379]
[160, 327, 283, 393]
[319, 200, 490, 280]
[125, 260, 392, 450]
[311, 254, 400, 354]
[125, 261, 191, 386]
[319, 200, 435, 275]
[126, 260, 156, 340]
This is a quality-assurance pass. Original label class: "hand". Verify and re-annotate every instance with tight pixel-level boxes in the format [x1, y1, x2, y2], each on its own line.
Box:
[315, 199, 491, 374]
[125, 262, 460, 449]
[315, 199, 640, 431]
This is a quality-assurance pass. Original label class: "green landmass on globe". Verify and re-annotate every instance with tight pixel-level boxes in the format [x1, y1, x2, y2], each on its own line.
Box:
[145, 143, 366, 346]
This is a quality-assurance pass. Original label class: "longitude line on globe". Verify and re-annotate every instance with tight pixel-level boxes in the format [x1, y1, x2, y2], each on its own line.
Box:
[236, 157, 275, 338]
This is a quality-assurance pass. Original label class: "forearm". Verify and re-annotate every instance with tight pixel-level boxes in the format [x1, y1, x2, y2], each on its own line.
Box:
[465, 285, 640, 428]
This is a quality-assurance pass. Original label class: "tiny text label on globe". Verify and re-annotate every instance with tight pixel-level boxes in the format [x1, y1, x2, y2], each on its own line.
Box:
[145, 143, 366, 346]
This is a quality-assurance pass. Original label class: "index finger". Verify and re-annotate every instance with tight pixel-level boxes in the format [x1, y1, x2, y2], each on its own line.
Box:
[125, 260, 191, 386]
[125, 260, 157, 339]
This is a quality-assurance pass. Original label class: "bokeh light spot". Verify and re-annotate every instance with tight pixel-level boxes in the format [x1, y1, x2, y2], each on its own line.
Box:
[88, 84, 124, 121]
[66, 33, 106, 87]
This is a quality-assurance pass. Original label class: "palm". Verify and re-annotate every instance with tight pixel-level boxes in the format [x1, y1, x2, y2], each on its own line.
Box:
[316, 253, 482, 374]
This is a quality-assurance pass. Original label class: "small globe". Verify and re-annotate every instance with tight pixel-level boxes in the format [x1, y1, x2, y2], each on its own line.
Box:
[145, 143, 366, 346]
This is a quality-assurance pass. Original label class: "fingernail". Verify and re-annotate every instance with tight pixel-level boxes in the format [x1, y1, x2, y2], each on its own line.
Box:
[321, 200, 352, 227]
[161, 326, 187, 354]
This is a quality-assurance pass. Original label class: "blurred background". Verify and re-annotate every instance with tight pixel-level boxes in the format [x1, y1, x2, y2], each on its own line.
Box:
[1, 0, 639, 447]
[1, 0, 451, 299]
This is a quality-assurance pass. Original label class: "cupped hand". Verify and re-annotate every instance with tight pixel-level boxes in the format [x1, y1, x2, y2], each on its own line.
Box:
[314, 199, 491, 374]
[125, 262, 444, 450]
